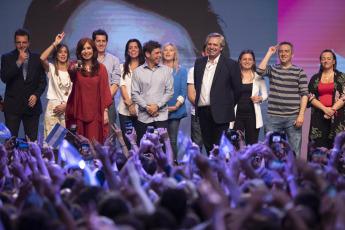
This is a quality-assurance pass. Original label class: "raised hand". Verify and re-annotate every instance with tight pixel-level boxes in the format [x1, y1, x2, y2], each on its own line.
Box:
[28, 142, 42, 159]
[111, 123, 123, 140]
[268, 45, 278, 55]
[54, 32, 65, 45]
[157, 128, 169, 141]
[41, 146, 54, 162]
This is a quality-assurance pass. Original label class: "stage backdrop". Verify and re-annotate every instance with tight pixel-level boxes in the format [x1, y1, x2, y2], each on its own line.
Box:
[1, 0, 344, 158]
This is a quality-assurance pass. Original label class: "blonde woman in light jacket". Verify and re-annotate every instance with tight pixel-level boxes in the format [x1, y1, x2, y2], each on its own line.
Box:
[230, 50, 268, 145]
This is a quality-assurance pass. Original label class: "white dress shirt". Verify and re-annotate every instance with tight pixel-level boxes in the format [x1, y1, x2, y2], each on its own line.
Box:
[198, 54, 220, 106]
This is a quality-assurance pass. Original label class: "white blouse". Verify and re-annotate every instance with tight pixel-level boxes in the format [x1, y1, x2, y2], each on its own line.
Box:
[117, 64, 139, 116]
[46, 63, 72, 103]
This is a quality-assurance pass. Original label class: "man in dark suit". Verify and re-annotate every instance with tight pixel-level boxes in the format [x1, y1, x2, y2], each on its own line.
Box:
[0, 28, 47, 141]
[194, 33, 242, 154]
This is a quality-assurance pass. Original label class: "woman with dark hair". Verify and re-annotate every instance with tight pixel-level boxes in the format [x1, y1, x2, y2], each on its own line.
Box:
[66, 37, 113, 144]
[40, 32, 72, 141]
[118, 39, 145, 149]
[308, 49, 345, 149]
[162, 42, 187, 159]
[230, 49, 267, 145]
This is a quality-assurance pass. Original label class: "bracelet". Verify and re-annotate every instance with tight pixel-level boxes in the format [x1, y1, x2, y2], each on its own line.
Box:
[120, 144, 126, 148]
[127, 103, 133, 107]
[104, 108, 108, 112]
[174, 105, 179, 109]
[332, 108, 338, 116]
[52, 42, 57, 49]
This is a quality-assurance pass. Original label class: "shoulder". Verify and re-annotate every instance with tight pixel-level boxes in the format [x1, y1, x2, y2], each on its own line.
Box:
[99, 63, 107, 73]
[291, 65, 306, 74]
[28, 50, 41, 59]
[2, 49, 17, 59]
[254, 72, 264, 81]
[177, 65, 187, 74]
[132, 64, 145, 76]
[336, 71, 345, 81]
[218, 54, 238, 68]
[106, 52, 119, 63]
[195, 56, 207, 64]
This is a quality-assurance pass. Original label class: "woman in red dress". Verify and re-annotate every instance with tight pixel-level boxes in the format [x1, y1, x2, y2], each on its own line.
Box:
[66, 37, 113, 144]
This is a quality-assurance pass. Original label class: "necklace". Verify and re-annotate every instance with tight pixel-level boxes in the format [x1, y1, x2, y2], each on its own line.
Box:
[323, 72, 334, 81]
[57, 72, 71, 96]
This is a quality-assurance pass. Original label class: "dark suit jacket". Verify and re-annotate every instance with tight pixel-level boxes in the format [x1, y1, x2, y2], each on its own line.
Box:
[1, 49, 47, 115]
[194, 54, 242, 124]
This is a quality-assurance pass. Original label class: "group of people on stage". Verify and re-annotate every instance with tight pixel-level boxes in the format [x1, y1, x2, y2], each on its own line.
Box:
[1, 28, 345, 158]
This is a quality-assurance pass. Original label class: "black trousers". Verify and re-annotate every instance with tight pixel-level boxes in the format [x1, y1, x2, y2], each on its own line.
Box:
[233, 111, 259, 145]
[5, 113, 40, 141]
[198, 106, 229, 155]
[136, 120, 168, 145]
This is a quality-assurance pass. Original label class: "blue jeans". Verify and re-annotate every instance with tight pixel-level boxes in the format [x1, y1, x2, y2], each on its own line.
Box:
[168, 118, 181, 160]
[265, 116, 302, 157]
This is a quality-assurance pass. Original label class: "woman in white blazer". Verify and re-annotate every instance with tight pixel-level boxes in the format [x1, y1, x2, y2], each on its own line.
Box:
[230, 49, 268, 144]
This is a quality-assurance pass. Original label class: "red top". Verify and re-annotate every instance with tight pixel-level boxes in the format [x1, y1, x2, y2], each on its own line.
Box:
[66, 62, 113, 142]
[318, 81, 334, 107]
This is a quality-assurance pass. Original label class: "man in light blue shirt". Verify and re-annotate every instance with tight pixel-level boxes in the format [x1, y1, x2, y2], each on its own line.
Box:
[92, 29, 121, 141]
[131, 40, 174, 140]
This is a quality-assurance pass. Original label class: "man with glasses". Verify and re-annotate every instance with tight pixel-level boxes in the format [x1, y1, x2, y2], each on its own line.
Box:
[1, 28, 46, 141]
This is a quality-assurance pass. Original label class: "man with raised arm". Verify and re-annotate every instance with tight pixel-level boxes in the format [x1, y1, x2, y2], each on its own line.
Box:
[257, 42, 308, 157]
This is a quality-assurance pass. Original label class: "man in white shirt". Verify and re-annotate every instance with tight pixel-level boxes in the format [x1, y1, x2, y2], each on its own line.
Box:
[193, 33, 242, 154]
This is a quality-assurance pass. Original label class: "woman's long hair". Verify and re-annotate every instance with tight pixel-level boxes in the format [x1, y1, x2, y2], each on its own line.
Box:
[162, 42, 179, 74]
[52, 43, 70, 76]
[76, 37, 99, 77]
[122, 39, 145, 79]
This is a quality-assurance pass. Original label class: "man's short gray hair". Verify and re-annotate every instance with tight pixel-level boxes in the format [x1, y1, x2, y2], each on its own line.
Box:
[205, 33, 226, 47]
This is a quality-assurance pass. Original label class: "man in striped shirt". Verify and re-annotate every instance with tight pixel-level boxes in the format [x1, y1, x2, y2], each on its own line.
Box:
[257, 42, 308, 157]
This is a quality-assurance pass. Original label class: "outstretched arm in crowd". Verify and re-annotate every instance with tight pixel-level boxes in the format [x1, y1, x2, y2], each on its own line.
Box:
[93, 141, 119, 190]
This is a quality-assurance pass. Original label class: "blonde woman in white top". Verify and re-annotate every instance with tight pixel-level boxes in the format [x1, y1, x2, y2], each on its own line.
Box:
[118, 39, 145, 149]
[40, 32, 72, 140]
[230, 49, 268, 144]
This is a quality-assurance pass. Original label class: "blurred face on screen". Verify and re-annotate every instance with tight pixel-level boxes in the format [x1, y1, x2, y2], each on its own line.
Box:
[62, 0, 195, 65]
[94, 35, 107, 54]
[278, 44, 294, 66]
